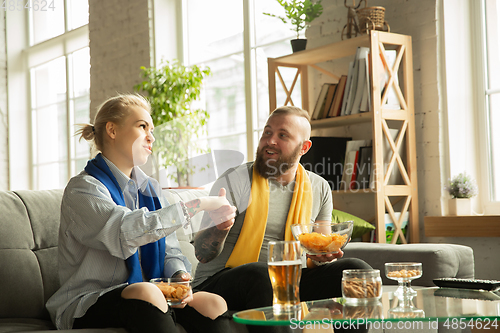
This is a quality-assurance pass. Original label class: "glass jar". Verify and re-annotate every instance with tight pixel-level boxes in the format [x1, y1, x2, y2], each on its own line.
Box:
[342, 269, 382, 304]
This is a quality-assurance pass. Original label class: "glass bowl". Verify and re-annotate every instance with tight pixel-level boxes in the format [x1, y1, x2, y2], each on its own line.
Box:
[150, 277, 192, 305]
[342, 269, 383, 304]
[385, 262, 422, 299]
[291, 221, 353, 255]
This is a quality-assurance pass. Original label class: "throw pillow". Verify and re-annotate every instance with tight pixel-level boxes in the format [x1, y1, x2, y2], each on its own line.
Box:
[332, 209, 375, 239]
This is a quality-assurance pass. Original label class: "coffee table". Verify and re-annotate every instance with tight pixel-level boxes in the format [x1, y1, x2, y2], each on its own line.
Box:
[233, 287, 500, 331]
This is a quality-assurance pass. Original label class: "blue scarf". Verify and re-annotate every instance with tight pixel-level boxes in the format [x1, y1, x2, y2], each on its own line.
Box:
[85, 153, 165, 284]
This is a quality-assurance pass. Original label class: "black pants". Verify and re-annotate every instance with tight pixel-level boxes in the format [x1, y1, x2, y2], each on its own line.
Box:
[195, 258, 372, 333]
[196, 258, 372, 310]
[73, 285, 231, 333]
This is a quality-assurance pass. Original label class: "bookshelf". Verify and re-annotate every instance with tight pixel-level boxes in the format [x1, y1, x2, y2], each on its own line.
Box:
[268, 31, 419, 244]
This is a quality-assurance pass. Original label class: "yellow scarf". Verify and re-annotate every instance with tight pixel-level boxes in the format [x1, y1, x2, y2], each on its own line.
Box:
[225, 163, 312, 268]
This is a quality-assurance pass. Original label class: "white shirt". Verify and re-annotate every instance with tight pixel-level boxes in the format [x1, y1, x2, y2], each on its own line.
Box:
[46, 156, 191, 329]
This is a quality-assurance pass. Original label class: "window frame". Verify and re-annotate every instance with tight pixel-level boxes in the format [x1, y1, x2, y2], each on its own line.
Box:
[179, 0, 296, 161]
[6, 2, 89, 190]
[473, 0, 500, 214]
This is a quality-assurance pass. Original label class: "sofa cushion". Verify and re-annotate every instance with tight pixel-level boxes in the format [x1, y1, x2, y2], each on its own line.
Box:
[0, 318, 55, 332]
[331, 209, 375, 238]
[343, 242, 475, 286]
[0, 190, 63, 321]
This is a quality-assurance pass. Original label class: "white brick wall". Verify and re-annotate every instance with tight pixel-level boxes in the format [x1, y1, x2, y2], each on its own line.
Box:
[307, 0, 441, 227]
[88, 0, 152, 120]
[309, 0, 500, 280]
[0, 13, 8, 190]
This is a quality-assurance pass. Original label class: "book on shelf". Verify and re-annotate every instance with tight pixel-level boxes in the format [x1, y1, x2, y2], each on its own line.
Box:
[359, 50, 372, 113]
[355, 146, 372, 189]
[328, 75, 348, 117]
[349, 150, 360, 189]
[340, 61, 355, 116]
[341, 151, 358, 190]
[320, 83, 337, 119]
[350, 47, 370, 115]
[340, 139, 372, 190]
[344, 47, 362, 115]
[311, 83, 333, 120]
[300, 136, 352, 190]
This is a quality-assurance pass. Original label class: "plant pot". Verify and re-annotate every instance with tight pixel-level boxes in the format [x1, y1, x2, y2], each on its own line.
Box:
[290, 39, 307, 53]
[448, 198, 472, 216]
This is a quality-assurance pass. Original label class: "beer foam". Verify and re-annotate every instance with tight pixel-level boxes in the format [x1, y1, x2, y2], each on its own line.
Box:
[268, 260, 302, 266]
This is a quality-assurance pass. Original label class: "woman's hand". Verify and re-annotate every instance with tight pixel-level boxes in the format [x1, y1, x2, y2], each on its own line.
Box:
[171, 272, 193, 308]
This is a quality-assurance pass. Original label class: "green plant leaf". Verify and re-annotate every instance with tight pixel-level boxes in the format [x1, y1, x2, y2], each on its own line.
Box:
[135, 59, 212, 185]
[264, 0, 323, 39]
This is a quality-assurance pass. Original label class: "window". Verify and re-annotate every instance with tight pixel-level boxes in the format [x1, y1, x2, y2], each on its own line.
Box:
[28, 0, 90, 190]
[182, 0, 297, 161]
[482, 0, 500, 202]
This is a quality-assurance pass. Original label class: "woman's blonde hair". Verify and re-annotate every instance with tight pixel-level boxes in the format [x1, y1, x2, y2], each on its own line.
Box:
[76, 94, 151, 152]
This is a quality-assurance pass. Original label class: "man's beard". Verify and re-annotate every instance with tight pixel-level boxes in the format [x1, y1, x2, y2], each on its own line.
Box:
[254, 143, 302, 179]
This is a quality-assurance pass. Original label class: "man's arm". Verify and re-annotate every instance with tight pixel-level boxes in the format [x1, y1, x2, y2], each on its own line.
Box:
[194, 188, 235, 263]
[194, 219, 231, 263]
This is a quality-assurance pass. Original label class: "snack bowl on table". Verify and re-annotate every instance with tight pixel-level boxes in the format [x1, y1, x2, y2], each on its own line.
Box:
[291, 221, 353, 255]
[384, 262, 422, 300]
[150, 277, 192, 306]
[342, 269, 383, 305]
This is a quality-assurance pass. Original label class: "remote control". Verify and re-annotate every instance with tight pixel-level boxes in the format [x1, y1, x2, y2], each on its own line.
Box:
[433, 278, 500, 291]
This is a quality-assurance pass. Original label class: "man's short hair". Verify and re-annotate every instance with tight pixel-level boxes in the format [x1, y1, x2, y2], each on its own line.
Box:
[270, 106, 311, 123]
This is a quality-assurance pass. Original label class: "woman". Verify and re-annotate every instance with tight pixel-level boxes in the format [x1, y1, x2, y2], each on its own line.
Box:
[46, 94, 236, 333]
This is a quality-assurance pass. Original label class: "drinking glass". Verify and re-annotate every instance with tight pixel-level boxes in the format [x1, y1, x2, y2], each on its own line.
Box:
[268, 240, 302, 314]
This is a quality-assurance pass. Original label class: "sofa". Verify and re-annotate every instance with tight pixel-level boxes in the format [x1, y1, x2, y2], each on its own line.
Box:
[0, 188, 475, 332]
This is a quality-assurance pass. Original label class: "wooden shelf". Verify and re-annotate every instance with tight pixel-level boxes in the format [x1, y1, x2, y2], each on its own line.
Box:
[332, 189, 374, 195]
[311, 112, 372, 129]
[424, 215, 500, 237]
[273, 35, 370, 65]
[268, 31, 418, 244]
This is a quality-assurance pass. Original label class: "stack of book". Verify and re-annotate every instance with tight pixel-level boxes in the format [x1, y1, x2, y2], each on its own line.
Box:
[310, 75, 348, 120]
[339, 129, 404, 191]
[309, 47, 401, 120]
[339, 140, 373, 190]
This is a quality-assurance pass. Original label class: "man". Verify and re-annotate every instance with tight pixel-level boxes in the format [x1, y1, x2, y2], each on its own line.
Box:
[192, 106, 372, 312]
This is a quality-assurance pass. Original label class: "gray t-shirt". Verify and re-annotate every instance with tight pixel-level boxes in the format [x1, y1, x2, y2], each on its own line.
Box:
[193, 162, 333, 287]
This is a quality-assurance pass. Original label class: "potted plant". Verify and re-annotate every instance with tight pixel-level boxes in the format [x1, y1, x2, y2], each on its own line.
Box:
[135, 59, 211, 187]
[445, 172, 478, 215]
[264, 0, 324, 52]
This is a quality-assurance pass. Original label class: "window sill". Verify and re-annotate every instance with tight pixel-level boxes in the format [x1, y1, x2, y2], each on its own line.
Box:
[424, 215, 500, 237]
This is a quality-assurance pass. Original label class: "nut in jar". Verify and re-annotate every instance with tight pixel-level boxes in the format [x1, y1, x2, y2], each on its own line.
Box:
[342, 269, 382, 304]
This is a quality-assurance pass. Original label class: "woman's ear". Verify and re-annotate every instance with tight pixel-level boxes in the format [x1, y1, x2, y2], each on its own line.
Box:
[105, 122, 117, 140]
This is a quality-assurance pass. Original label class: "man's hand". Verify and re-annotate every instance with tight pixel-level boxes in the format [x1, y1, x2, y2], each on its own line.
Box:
[200, 187, 232, 211]
[306, 249, 344, 267]
[208, 188, 236, 230]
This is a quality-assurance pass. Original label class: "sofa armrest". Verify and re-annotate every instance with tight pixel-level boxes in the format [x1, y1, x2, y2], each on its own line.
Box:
[342, 243, 475, 286]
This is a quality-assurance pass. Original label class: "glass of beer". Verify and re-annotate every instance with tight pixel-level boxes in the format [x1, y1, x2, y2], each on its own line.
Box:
[268, 240, 302, 314]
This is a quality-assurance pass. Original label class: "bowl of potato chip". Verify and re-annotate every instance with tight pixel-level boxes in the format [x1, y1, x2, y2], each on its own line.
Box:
[291, 221, 353, 255]
[150, 277, 192, 305]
